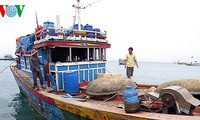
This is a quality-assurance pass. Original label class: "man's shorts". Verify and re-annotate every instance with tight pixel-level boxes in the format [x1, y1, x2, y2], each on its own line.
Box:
[126, 67, 134, 77]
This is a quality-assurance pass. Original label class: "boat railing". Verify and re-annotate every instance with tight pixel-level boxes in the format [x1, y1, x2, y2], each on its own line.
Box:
[34, 27, 59, 40]
[49, 61, 106, 91]
[34, 27, 108, 44]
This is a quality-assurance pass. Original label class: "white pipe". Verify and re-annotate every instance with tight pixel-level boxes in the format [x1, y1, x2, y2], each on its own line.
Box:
[56, 15, 60, 28]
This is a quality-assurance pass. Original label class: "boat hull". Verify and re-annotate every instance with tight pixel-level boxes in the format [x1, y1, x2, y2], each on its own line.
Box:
[11, 68, 90, 120]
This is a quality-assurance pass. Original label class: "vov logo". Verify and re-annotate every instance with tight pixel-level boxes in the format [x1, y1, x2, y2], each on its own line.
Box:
[0, 5, 25, 17]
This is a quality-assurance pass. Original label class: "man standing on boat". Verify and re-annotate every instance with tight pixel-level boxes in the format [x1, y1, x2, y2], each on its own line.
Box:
[124, 47, 139, 79]
[29, 49, 46, 90]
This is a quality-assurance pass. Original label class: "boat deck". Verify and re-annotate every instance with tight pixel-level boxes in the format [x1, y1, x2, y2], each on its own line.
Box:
[11, 67, 200, 120]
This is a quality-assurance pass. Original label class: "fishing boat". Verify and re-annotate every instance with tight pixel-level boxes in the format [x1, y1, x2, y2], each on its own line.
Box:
[185, 62, 200, 66]
[0, 54, 15, 61]
[10, 0, 200, 120]
[176, 61, 186, 65]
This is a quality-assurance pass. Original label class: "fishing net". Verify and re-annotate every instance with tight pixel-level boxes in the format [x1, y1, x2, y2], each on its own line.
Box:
[86, 77, 137, 96]
[156, 79, 200, 93]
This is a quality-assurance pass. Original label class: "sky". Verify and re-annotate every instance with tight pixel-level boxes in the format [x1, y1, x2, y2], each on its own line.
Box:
[1, 0, 200, 62]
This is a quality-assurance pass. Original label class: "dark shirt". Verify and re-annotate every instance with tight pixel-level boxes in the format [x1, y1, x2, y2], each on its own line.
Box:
[29, 56, 44, 71]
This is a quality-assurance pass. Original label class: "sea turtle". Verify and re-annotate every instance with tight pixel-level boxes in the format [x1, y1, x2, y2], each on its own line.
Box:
[86, 77, 137, 96]
[156, 79, 200, 94]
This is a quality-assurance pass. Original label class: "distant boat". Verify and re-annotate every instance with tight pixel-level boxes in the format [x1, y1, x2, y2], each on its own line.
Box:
[176, 62, 186, 65]
[185, 62, 200, 66]
[118, 58, 125, 65]
[174, 60, 186, 65]
[0, 54, 15, 61]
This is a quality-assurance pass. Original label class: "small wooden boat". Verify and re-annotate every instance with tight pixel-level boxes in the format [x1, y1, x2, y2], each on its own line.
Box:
[118, 59, 125, 65]
[10, 0, 200, 119]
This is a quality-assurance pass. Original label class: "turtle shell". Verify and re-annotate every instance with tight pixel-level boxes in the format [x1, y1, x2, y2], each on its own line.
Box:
[156, 79, 200, 94]
[86, 77, 137, 96]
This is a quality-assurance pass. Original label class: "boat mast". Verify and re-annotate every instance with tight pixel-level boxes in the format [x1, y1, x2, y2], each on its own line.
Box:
[73, 0, 103, 30]
[73, 0, 85, 30]
[77, 0, 81, 30]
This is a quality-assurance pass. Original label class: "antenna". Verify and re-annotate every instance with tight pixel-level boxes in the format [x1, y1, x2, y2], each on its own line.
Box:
[72, 0, 83, 30]
[72, 0, 103, 30]
[81, 0, 103, 8]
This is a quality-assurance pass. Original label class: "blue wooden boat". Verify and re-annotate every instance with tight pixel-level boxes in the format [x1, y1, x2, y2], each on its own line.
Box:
[10, 0, 200, 120]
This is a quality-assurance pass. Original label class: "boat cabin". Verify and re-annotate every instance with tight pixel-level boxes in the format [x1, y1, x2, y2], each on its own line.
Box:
[15, 22, 110, 92]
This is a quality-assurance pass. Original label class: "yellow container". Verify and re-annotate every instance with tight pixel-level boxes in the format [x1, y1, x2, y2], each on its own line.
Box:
[97, 73, 122, 78]
[97, 73, 112, 78]
[111, 73, 122, 77]
[73, 30, 86, 35]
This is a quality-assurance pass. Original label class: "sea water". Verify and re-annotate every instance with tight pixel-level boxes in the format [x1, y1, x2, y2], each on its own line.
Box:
[106, 61, 200, 84]
[0, 61, 44, 120]
[1, 60, 200, 119]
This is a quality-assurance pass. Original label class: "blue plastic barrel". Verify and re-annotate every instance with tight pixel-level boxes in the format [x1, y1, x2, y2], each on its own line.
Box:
[123, 86, 138, 103]
[84, 24, 93, 31]
[93, 28, 101, 38]
[43, 21, 55, 29]
[73, 24, 84, 30]
[84, 24, 94, 38]
[64, 30, 73, 36]
[123, 86, 139, 113]
[63, 72, 79, 94]
[93, 28, 100, 34]
[43, 21, 56, 38]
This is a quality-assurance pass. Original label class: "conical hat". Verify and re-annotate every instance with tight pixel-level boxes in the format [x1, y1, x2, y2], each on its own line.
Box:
[31, 49, 38, 56]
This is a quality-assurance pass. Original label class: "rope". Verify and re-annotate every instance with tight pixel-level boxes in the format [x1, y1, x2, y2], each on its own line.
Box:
[81, 0, 103, 8]
[99, 91, 121, 105]
[105, 69, 111, 73]
[139, 95, 168, 113]
[0, 61, 15, 73]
